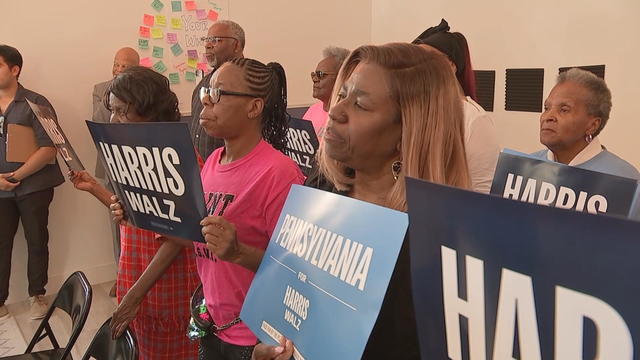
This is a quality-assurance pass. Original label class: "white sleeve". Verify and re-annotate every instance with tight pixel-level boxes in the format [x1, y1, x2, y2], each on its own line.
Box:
[466, 112, 500, 193]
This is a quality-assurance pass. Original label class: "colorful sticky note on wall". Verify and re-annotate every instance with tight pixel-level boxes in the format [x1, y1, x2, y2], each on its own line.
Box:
[138, 39, 149, 50]
[155, 15, 167, 27]
[187, 58, 198, 68]
[184, 1, 197, 11]
[139, 26, 151, 38]
[185, 71, 196, 81]
[171, 1, 182, 11]
[168, 73, 180, 84]
[197, 62, 208, 71]
[187, 49, 198, 59]
[166, 33, 178, 44]
[143, 14, 155, 26]
[152, 46, 164, 58]
[196, 9, 207, 20]
[171, 18, 183, 29]
[207, 10, 219, 21]
[151, 0, 164, 11]
[170, 43, 183, 56]
[153, 61, 168, 73]
[140, 57, 153, 67]
[151, 28, 164, 39]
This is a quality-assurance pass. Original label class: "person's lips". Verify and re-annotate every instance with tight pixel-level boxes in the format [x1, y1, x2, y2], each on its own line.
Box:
[323, 126, 344, 144]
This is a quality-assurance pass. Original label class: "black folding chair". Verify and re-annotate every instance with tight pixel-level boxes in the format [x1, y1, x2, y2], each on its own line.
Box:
[80, 318, 137, 360]
[1, 271, 93, 360]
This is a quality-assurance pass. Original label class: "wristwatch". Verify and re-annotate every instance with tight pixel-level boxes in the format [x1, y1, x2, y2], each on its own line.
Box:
[6, 176, 19, 183]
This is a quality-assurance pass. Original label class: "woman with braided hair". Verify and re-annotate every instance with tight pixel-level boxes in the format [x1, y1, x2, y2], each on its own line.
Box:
[113, 58, 304, 360]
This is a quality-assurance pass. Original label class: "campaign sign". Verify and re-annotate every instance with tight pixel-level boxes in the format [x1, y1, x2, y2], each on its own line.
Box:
[407, 177, 640, 359]
[26, 99, 84, 171]
[241, 185, 408, 360]
[285, 118, 319, 176]
[86, 121, 206, 242]
[490, 149, 639, 218]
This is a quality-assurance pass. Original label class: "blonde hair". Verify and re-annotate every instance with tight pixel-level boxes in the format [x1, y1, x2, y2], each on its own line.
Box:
[318, 43, 470, 211]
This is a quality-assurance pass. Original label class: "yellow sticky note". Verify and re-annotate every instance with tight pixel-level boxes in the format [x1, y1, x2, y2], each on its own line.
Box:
[151, 28, 164, 39]
[155, 15, 167, 27]
[171, 17, 183, 29]
[187, 58, 197, 68]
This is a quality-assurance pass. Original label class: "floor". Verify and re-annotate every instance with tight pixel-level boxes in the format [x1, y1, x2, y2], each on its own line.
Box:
[4, 280, 118, 359]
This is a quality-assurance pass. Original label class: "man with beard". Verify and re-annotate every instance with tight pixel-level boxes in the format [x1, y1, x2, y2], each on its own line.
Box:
[190, 20, 245, 160]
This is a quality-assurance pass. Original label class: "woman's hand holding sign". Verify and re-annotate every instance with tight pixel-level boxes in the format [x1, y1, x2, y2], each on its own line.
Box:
[201, 216, 265, 272]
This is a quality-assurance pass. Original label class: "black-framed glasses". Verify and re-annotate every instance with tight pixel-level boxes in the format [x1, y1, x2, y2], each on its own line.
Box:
[199, 36, 237, 46]
[311, 70, 336, 81]
[200, 87, 261, 105]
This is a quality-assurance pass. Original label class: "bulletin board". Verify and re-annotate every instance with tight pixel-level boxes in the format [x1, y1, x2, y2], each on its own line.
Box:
[136, 0, 229, 113]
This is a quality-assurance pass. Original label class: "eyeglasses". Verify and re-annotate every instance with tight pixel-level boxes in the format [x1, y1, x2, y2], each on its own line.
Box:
[311, 70, 336, 81]
[200, 36, 237, 46]
[200, 87, 261, 105]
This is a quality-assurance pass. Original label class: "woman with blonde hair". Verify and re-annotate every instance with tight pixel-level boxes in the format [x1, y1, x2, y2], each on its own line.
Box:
[256, 43, 470, 359]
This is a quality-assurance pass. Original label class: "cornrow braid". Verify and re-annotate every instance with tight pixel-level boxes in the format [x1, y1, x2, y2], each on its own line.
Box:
[228, 58, 290, 152]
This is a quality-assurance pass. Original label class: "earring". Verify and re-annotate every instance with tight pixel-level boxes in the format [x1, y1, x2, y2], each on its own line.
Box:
[392, 160, 402, 181]
[585, 133, 593, 143]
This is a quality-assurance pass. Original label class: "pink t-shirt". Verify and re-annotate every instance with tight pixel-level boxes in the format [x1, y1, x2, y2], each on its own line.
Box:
[302, 102, 328, 136]
[195, 139, 305, 346]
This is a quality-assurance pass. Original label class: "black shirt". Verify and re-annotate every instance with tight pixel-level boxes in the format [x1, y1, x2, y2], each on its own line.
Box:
[0, 84, 64, 198]
[303, 173, 421, 359]
[190, 71, 225, 160]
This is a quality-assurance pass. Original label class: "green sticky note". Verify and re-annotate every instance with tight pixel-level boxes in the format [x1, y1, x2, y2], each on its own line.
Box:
[170, 43, 183, 56]
[138, 39, 149, 50]
[185, 71, 196, 82]
[152, 46, 164, 58]
[153, 61, 167, 73]
[151, 0, 164, 11]
[168, 73, 180, 84]
[171, 1, 182, 11]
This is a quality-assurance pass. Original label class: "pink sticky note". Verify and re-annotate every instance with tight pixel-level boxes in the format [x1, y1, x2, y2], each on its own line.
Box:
[140, 57, 153, 67]
[187, 49, 198, 59]
[167, 32, 178, 44]
[207, 10, 219, 21]
[196, 9, 207, 20]
[197, 62, 208, 71]
[143, 14, 155, 27]
[139, 26, 151, 38]
[185, 1, 197, 10]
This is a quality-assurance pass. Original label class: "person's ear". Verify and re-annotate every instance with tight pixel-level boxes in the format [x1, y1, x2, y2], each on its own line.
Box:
[247, 98, 264, 120]
[586, 117, 602, 137]
[10, 65, 20, 78]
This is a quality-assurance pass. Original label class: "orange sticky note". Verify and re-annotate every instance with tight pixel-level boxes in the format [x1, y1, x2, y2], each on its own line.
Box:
[207, 10, 218, 21]
[140, 57, 153, 67]
[139, 26, 151, 38]
[185, 1, 197, 10]
[171, 17, 183, 29]
[187, 58, 197, 68]
[143, 14, 155, 26]
[151, 28, 164, 39]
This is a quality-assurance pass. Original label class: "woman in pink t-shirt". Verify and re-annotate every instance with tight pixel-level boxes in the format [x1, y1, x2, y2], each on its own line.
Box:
[116, 58, 304, 360]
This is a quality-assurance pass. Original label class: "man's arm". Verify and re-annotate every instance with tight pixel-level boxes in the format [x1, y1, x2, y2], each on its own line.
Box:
[11, 146, 57, 181]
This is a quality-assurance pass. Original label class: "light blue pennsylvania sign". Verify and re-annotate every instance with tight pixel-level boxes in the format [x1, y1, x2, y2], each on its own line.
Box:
[407, 177, 640, 360]
[86, 121, 206, 242]
[241, 185, 408, 360]
[490, 149, 639, 219]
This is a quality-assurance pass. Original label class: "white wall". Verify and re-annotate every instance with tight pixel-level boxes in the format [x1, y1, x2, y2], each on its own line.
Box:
[0, 0, 371, 304]
[371, 0, 640, 169]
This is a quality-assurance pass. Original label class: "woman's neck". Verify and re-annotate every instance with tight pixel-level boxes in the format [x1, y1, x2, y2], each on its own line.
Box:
[551, 141, 588, 165]
[220, 132, 262, 164]
[350, 164, 396, 207]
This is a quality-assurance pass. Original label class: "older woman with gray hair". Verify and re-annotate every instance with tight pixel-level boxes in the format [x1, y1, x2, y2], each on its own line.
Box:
[532, 68, 639, 180]
[303, 46, 350, 135]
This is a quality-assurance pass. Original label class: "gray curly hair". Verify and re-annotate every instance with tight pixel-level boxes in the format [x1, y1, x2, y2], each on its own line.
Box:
[557, 68, 612, 136]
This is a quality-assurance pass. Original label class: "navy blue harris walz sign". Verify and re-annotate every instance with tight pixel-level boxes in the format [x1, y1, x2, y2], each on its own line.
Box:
[285, 118, 319, 177]
[490, 149, 640, 218]
[86, 121, 206, 242]
[407, 177, 640, 360]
